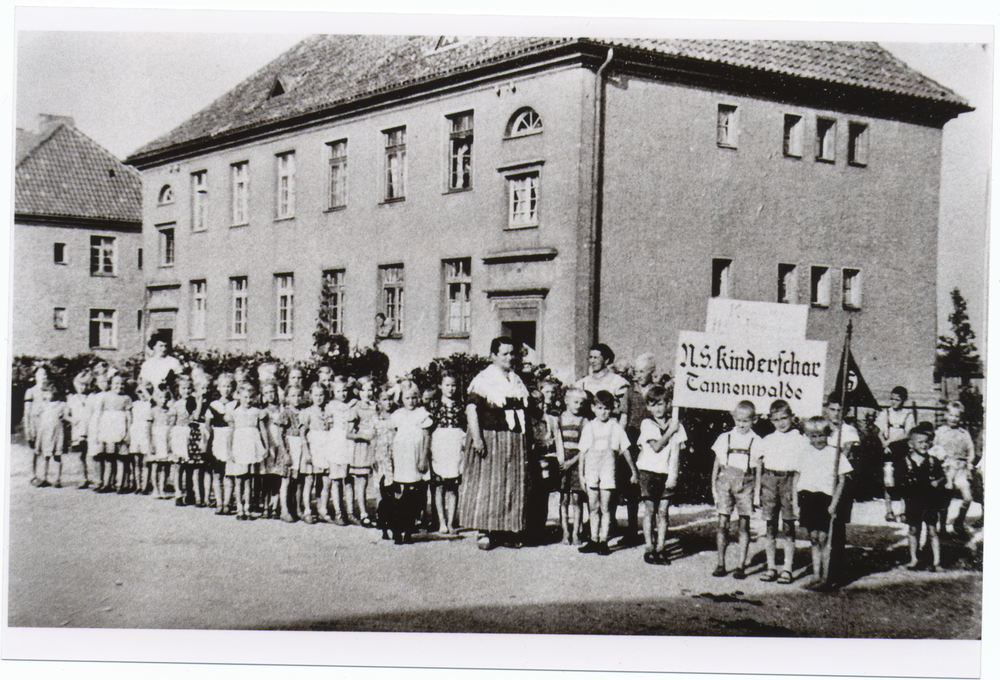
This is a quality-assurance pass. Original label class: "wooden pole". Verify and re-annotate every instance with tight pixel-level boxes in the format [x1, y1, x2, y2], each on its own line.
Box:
[823, 319, 853, 583]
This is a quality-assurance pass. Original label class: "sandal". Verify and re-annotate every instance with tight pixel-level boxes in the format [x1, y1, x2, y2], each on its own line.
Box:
[732, 568, 748, 580]
[644, 550, 657, 564]
[777, 570, 794, 584]
[712, 566, 727, 578]
[760, 569, 779, 582]
[655, 550, 671, 566]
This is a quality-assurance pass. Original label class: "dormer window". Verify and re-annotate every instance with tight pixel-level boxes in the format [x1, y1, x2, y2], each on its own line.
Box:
[506, 108, 542, 138]
[158, 185, 173, 205]
[268, 78, 287, 99]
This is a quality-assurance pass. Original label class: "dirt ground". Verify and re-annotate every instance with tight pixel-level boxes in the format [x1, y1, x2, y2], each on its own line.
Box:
[6, 440, 982, 638]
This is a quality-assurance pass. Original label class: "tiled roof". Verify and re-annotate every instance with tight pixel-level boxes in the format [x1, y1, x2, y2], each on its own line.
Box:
[129, 36, 969, 161]
[16, 123, 142, 223]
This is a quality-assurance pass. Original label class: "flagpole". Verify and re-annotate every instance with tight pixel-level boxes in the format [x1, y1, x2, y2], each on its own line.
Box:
[823, 319, 852, 583]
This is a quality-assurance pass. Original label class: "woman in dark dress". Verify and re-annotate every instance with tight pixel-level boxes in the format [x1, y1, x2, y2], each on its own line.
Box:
[459, 337, 531, 550]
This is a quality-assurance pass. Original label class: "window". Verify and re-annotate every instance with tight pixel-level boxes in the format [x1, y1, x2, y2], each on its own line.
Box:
[848, 123, 868, 166]
[275, 274, 294, 338]
[816, 118, 836, 162]
[778, 263, 798, 304]
[379, 265, 404, 336]
[138, 248, 143, 270]
[276, 152, 296, 219]
[190, 280, 207, 339]
[443, 258, 472, 335]
[230, 277, 248, 338]
[508, 172, 539, 229]
[327, 140, 348, 209]
[231, 162, 249, 225]
[137, 309, 143, 331]
[53, 308, 67, 330]
[384, 128, 406, 201]
[191, 171, 208, 231]
[54, 243, 66, 265]
[158, 226, 175, 266]
[711, 258, 732, 298]
[89, 236, 115, 276]
[842, 268, 862, 309]
[810, 266, 831, 307]
[717, 104, 738, 148]
[158, 185, 173, 205]
[320, 269, 346, 335]
[448, 112, 473, 190]
[506, 108, 542, 137]
[89, 309, 116, 348]
[783, 114, 803, 158]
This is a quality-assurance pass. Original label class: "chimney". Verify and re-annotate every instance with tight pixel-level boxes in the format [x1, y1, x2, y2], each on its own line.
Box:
[38, 114, 75, 133]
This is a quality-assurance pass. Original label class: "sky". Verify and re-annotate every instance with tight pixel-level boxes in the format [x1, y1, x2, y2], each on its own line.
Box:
[9, 10, 994, 350]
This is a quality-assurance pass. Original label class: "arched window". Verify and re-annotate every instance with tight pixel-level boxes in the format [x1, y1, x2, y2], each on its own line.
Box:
[506, 108, 543, 138]
[158, 185, 174, 205]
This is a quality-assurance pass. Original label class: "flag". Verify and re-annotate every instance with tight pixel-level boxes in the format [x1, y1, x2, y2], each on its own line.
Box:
[830, 348, 879, 410]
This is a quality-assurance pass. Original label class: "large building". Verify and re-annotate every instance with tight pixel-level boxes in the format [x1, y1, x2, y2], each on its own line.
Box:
[125, 37, 970, 401]
[14, 115, 144, 359]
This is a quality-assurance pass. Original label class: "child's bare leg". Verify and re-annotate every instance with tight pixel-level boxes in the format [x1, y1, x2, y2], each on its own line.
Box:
[764, 520, 778, 571]
[780, 520, 796, 572]
[343, 477, 357, 521]
[434, 485, 448, 532]
[586, 487, 601, 543]
[716, 515, 730, 570]
[302, 475, 316, 519]
[598, 489, 613, 544]
[54, 457, 63, 485]
[318, 475, 332, 520]
[928, 523, 941, 568]
[809, 535, 823, 583]
[356, 475, 370, 521]
[279, 476, 293, 520]
[559, 494, 571, 543]
[40, 457, 50, 483]
[445, 487, 457, 532]
[642, 500, 656, 552]
[80, 447, 91, 487]
[736, 516, 751, 571]
[655, 501, 670, 553]
[330, 478, 345, 522]
[816, 530, 830, 583]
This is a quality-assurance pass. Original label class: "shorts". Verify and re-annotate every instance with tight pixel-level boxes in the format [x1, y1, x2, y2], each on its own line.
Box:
[638, 470, 673, 501]
[560, 465, 583, 495]
[903, 498, 943, 529]
[615, 450, 640, 491]
[431, 472, 461, 491]
[797, 491, 833, 533]
[760, 469, 797, 522]
[583, 450, 617, 490]
[348, 465, 372, 477]
[715, 465, 754, 517]
[328, 463, 347, 480]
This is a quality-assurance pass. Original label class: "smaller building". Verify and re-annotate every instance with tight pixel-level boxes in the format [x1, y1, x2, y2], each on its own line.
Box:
[14, 115, 144, 359]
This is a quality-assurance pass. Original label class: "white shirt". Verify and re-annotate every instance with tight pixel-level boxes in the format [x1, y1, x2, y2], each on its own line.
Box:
[827, 423, 860, 452]
[758, 428, 804, 472]
[576, 371, 629, 399]
[711, 429, 762, 472]
[636, 418, 687, 476]
[797, 442, 853, 496]
[579, 418, 630, 457]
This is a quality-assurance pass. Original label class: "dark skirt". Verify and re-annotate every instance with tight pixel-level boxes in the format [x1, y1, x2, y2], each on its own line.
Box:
[458, 429, 528, 533]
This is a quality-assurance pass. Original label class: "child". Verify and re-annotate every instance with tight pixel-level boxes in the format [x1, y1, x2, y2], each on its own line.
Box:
[188, 367, 213, 506]
[373, 385, 397, 539]
[635, 384, 686, 564]
[167, 374, 196, 504]
[710, 400, 761, 578]
[282, 384, 306, 522]
[324, 375, 356, 525]
[33, 384, 68, 487]
[346, 376, 378, 527]
[148, 380, 173, 499]
[23, 364, 51, 486]
[66, 370, 93, 489]
[797, 416, 853, 590]
[97, 373, 132, 494]
[388, 381, 432, 544]
[430, 373, 466, 535]
[755, 400, 802, 583]
[300, 381, 332, 524]
[260, 381, 292, 519]
[129, 380, 154, 495]
[897, 424, 947, 571]
[87, 366, 110, 492]
[555, 387, 588, 545]
[933, 401, 979, 536]
[209, 373, 237, 514]
[578, 390, 637, 555]
[227, 382, 269, 520]
[876, 386, 916, 521]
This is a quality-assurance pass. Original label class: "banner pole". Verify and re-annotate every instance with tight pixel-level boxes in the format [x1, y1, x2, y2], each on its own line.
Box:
[823, 318, 852, 582]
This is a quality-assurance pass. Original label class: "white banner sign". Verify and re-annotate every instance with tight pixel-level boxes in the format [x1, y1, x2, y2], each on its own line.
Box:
[675, 330, 828, 416]
[706, 298, 809, 338]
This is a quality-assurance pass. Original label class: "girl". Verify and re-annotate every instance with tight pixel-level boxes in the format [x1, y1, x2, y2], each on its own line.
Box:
[87, 366, 110, 492]
[148, 379, 173, 499]
[324, 375, 356, 525]
[209, 373, 237, 515]
[129, 380, 154, 495]
[261, 381, 292, 520]
[97, 373, 132, 494]
[373, 385, 397, 539]
[283, 384, 306, 522]
[430, 373, 466, 534]
[23, 364, 51, 486]
[66, 370, 93, 489]
[300, 381, 332, 523]
[167, 374, 196, 504]
[388, 381, 432, 544]
[34, 384, 68, 488]
[188, 367, 213, 507]
[346, 376, 378, 527]
[227, 382, 269, 520]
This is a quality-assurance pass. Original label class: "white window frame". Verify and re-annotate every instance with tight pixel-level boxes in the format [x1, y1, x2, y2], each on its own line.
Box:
[230, 277, 248, 338]
[191, 171, 208, 232]
[190, 280, 207, 340]
[506, 108, 542, 138]
[158, 185, 173, 205]
[53, 307, 67, 330]
[778, 263, 798, 304]
[90, 236, 116, 276]
[842, 268, 862, 310]
[158, 225, 175, 267]
[274, 273, 294, 339]
[327, 140, 348, 209]
[384, 127, 406, 201]
[816, 117, 837, 163]
[717, 104, 738, 149]
[811, 265, 831, 308]
[711, 258, 733, 298]
[447, 112, 473, 191]
[231, 161, 249, 226]
[89, 309, 117, 349]
[321, 269, 346, 335]
[380, 264, 405, 337]
[783, 114, 803, 158]
[443, 258, 472, 335]
[507, 172, 539, 229]
[276, 151, 296, 219]
[848, 122, 869, 167]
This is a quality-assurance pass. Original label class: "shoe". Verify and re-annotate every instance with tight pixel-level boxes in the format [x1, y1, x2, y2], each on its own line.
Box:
[30, 478, 41, 487]
[77, 481, 91, 490]
[733, 568, 748, 580]
[332, 516, 347, 526]
[643, 550, 657, 564]
[596, 542, 612, 556]
[905, 562, 921, 571]
[712, 566, 727, 578]
[38, 480, 52, 488]
[477, 535, 494, 551]
[54, 481, 62, 489]
[393, 535, 405, 545]
[92, 484, 104, 493]
[236, 513, 246, 521]
[655, 550, 671, 566]
[928, 564, 939, 573]
[777, 571, 794, 584]
[281, 513, 296, 523]
[885, 511, 896, 522]
[360, 517, 375, 528]
[578, 541, 600, 554]
[317, 514, 333, 524]
[303, 515, 317, 524]
[117, 488, 131, 495]
[345, 515, 360, 525]
[175, 498, 188, 507]
[760, 569, 779, 582]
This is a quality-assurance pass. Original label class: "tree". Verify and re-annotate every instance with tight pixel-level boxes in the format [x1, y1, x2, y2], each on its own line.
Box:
[936, 288, 983, 385]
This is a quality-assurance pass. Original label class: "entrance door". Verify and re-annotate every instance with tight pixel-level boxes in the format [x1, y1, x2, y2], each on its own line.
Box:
[501, 320, 536, 351]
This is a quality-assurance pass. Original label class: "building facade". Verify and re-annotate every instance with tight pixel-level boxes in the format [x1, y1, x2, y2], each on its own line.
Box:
[14, 115, 145, 359]
[126, 37, 970, 401]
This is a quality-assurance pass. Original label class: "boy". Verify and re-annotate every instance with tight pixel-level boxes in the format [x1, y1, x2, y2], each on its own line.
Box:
[875, 386, 915, 521]
[932, 401, 978, 536]
[755, 400, 802, 583]
[635, 385, 686, 564]
[555, 388, 588, 545]
[710, 400, 761, 578]
[896, 424, 946, 571]
[578, 390, 637, 555]
[796, 416, 852, 591]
